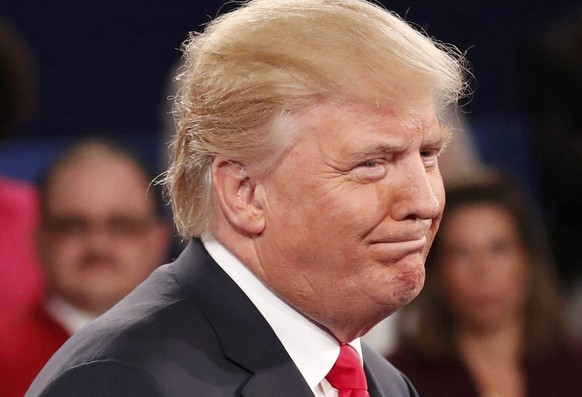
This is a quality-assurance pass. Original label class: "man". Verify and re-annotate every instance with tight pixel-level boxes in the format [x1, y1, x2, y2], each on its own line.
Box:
[0, 140, 169, 397]
[27, 0, 467, 396]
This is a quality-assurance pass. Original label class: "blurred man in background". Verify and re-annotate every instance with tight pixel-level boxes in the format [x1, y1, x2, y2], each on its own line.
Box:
[0, 140, 170, 397]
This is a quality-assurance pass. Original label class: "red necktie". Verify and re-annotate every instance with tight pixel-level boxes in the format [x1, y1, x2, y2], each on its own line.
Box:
[325, 343, 371, 397]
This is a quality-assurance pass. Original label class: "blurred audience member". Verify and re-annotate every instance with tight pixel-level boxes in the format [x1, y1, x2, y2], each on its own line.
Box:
[0, 16, 43, 313]
[0, 16, 37, 135]
[389, 171, 582, 397]
[0, 140, 170, 397]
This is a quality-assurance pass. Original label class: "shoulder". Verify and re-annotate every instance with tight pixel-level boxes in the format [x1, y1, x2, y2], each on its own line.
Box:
[387, 347, 478, 397]
[387, 346, 434, 373]
[526, 343, 582, 395]
[38, 262, 201, 357]
[26, 261, 248, 396]
[26, 360, 162, 397]
[362, 344, 419, 397]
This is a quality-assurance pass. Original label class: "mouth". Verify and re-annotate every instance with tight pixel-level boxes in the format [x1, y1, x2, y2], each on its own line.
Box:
[368, 236, 428, 259]
[79, 258, 119, 272]
[370, 236, 427, 247]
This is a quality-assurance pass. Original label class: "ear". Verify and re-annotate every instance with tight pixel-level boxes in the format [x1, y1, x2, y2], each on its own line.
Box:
[212, 156, 266, 235]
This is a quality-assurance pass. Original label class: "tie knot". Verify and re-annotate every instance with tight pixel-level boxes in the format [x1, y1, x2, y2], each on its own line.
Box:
[325, 344, 370, 397]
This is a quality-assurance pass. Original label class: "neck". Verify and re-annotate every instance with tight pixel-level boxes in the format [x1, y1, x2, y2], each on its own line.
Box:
[457, 317, 524, 365]
[211, 227, 384, 344]
[456, 318, 527, 397]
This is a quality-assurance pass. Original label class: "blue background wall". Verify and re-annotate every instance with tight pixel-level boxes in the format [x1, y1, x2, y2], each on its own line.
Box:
[1, 0, 580, 185]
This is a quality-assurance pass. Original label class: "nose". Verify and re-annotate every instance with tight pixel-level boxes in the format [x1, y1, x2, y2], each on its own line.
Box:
[82, 223, 114, 251]
[468, 252, 492, 279]
[390, 158, 442, 222]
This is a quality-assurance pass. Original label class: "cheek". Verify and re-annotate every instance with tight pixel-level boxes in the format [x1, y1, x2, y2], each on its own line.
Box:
[430, 170, 446, 207]
[126, 231, 167, 268]
[45, 239, 81, 268]
[273, 183, 371, 234]
[424, 176, 445, 241]
[42, 242, 83, 288]
[426, 217, 442, 252]
[439, 265, 473, 303]
[501, 253, 530, 300]
[117, 240, 150, 266]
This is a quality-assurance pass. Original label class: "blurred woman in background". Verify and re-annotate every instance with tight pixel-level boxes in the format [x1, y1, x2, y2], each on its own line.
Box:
[389, 171, 582, 397]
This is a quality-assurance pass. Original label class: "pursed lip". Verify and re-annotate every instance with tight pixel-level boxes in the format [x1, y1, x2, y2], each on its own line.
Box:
[368, 236, 428, 255]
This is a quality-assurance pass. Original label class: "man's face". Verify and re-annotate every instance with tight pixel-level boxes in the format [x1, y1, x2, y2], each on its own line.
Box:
[37, 156, 167, 314]
[253, 100, 447, 339]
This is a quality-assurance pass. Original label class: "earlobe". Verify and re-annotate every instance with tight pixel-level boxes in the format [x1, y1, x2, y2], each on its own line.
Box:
[212, 157, 266, 235]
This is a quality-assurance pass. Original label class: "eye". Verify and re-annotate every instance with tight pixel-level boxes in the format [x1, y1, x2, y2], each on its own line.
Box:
[352, 158, 387, 181]
[362, 159, 380, 168]
[490, 239, 513, 255]
[46, 217, 89, 238]
[356, 158, 386, 170]
[420, 149, 440, 167]
[108, 216, 154, 237]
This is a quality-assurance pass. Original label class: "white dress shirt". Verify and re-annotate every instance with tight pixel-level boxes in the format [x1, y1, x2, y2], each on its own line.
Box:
[44, 295, 97, 335]
[202, 234, 364, 397]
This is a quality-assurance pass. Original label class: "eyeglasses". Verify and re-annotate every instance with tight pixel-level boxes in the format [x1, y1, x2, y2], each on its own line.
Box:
[43, 214, 157, 239]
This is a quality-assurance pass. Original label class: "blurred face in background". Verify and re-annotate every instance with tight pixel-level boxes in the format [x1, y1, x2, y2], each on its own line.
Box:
[37, 154, 168, 315]
[437, 203, 530, 332]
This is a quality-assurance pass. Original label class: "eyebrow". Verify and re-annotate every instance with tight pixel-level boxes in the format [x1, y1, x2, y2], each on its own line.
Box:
[424, 126, 453, 148]
[351, 126, 453, 160]
[352, 143, 406, 161]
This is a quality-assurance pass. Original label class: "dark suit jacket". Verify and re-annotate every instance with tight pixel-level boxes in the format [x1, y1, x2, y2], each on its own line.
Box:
[26, 240, 418, 396]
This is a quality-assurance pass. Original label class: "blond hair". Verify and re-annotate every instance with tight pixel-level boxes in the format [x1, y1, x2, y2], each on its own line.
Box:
[165, 0, 468, 237]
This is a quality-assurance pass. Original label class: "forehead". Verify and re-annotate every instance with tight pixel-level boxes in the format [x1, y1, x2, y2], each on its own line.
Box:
[443, 203, 516, 238]
[291, 100, 444, 150]
[45, 155, 153, 216]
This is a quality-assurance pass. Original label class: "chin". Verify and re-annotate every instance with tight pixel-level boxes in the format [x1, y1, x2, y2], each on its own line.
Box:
[394, 264, 426, 305]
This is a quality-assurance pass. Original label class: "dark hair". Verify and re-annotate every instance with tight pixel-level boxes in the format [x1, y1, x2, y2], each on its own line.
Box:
[397, 170, 566, 358]
[0, 17, 37, 137]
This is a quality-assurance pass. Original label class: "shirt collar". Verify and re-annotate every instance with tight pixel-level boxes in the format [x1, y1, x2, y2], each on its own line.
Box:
[201, 234, 363, 393]
[44, 295, 98, 335]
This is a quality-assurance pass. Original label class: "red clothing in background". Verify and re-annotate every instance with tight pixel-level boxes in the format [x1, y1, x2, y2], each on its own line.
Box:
[0, 301, 70, 397]
[0, 176, 43, 312]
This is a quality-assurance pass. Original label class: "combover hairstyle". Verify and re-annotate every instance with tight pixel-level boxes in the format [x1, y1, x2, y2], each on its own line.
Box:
[165, 0, 469, 237]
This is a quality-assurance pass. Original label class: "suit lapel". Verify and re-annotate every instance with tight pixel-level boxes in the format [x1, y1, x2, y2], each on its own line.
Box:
[173, 240, 314, 397]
